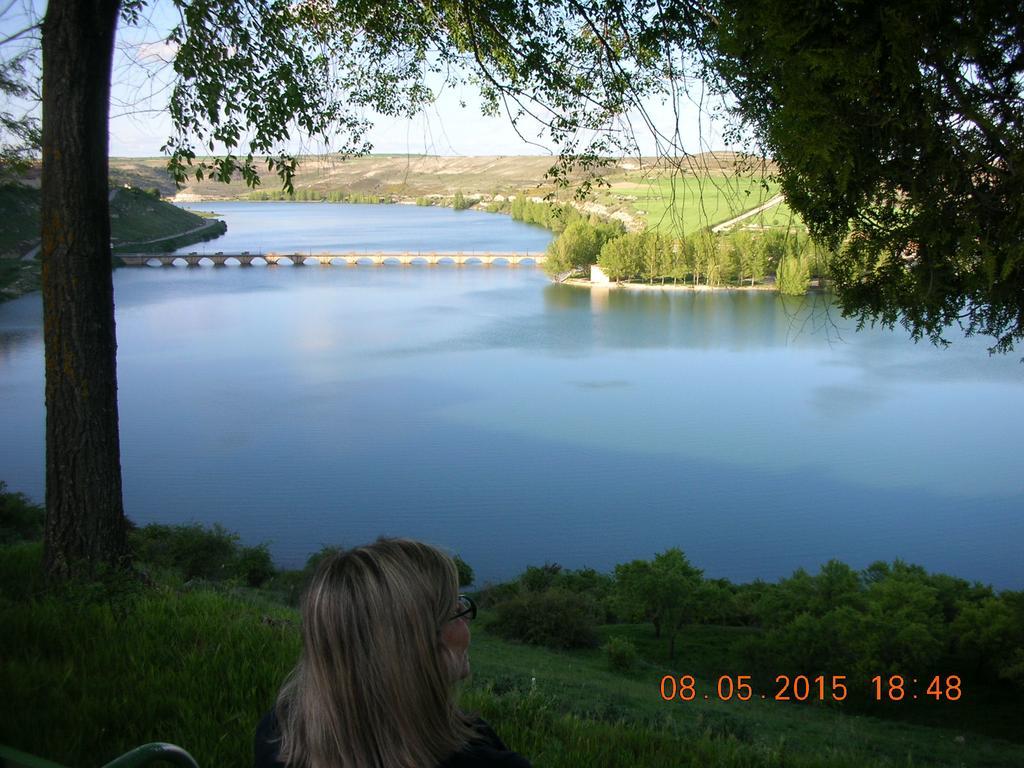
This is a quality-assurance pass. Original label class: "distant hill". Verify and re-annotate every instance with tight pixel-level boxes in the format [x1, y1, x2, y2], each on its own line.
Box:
[103, 152, 774, 202]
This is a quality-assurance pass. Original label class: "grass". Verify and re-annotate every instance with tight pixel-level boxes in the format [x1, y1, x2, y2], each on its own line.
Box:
[600, 175, 785, 234]
[0, 184, 42, 256]
[467, 626, 1021, 768]
[0, 185, 228, 300]
[0, 257, 40, 300]
[0, 544, 298, 768]
[2, 544, 1022, 768]
[108, 187, 210, 244]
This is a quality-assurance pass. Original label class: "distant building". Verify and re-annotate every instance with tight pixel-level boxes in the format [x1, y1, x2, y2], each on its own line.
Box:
[590, 264, 610, 283]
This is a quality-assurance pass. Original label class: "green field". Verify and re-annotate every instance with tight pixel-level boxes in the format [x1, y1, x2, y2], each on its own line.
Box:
[599, 174, 794, 234]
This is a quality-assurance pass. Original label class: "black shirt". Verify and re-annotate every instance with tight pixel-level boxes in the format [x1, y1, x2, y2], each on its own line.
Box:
[254, 709, 531, 768]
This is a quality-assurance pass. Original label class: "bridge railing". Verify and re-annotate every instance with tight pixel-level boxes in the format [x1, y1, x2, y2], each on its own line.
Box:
[117, 251, 547, 267]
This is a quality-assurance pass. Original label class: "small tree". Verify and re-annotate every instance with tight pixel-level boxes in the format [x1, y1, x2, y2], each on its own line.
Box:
[453, 555, 474, 587]
[668, 238, 689, 284]
[721, 231, 745, 285]
[544, 219, 610, 276]
[597, 232, 642, 281]
[615, 548, 703, 659]
[776, 254, 810, 295]
[692, 229, 718, 286]
[749, 235, 769, 285]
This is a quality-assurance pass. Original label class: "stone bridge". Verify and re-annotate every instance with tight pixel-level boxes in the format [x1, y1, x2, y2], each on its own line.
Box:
[118, 251, 546, 267]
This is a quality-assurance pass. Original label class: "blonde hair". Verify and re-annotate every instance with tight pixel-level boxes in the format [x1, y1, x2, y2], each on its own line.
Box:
[275, 538, 477, 768]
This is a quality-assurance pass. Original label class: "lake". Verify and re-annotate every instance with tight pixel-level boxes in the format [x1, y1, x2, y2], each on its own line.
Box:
[2, 202, 1022, 588]
[171, 201, 553, 254]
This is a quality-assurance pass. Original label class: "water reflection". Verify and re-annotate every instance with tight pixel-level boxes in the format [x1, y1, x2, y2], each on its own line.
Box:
[541, 284, 851, 352]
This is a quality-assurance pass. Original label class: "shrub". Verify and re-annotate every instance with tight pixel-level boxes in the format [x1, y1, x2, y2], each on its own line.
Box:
[776, 254, 811, 295]
[0, 541, 45, 599]
[0, 482, 44, 545]
[490, 587, 600, 649]
[234, 544, 276, 588]
[454, 555, 475, 587]
[603, 636, 638, 672]
[520, 563, 562, 593]
[130, 522, 240, 582]
[302, 544, 344, 574]
[474, 580, 521, 609]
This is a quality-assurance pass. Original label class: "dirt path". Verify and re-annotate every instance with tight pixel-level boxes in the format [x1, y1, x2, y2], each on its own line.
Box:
[711, 194, 785, 233]
[21, 201, 221, 260]
[117, 219, 222, 248]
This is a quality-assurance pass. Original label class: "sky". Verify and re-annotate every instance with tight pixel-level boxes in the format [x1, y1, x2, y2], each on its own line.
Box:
[2, 0, 742, 159]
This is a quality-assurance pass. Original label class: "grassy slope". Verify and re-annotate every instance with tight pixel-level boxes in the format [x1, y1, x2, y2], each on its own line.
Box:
[0, 185, 225, 299]
[1, 544, 1020, 768]
[0, 184, 42, 256]
[108, 154, 586, 199]
[108, 186, 211, 244]
[469, 629, 1019, 768]
[1, 184, 213, 255]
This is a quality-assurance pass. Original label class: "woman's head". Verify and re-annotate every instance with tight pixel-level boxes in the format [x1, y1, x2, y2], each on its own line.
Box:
[276, 538, 476, 768]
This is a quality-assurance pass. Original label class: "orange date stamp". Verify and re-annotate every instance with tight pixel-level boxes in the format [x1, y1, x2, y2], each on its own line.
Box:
[659, 674, 963, 702]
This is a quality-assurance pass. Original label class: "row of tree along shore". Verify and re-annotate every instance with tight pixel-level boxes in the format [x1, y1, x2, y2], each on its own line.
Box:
[503, 195, 828, 295]
[244, 187, 482, 210]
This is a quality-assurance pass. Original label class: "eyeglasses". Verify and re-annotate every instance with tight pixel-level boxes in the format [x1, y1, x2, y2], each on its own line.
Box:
[450, 594, 476, 622]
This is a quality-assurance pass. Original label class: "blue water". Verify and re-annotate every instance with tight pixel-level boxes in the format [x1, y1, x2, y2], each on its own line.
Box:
[1, 203, 1021, 588]
[172, 201, 552, 254]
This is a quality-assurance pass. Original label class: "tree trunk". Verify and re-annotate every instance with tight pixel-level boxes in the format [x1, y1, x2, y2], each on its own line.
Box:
[41, 0, 128, 580]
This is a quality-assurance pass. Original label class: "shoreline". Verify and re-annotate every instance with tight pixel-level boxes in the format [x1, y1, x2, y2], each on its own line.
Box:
[562, 277, 828, 293]
[563, 277, 780, 292]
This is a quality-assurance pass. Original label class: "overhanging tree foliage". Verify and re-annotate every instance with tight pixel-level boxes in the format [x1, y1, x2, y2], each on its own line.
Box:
[0, 4, 41, 182]
[41, 0, 1024, 578]
[0, 52, 40, 181]
[708, 0, 1024, 354]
